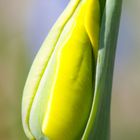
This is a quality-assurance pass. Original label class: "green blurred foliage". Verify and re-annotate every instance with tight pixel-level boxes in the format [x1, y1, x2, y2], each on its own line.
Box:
[0, 25, 28, 140]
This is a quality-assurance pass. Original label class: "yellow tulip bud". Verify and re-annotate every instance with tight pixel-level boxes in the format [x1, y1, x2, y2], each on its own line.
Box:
[22, 0, 100, 139]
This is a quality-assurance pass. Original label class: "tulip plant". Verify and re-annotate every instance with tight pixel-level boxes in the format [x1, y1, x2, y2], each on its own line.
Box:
[22, 0, 122, 139]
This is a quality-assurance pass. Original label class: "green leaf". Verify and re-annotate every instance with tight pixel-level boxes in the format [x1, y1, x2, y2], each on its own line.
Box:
[82, 0, 122, 139]
[99, 0, 106, 21]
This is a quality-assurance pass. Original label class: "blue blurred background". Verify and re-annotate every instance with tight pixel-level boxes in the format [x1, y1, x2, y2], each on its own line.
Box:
[0, 0, 140, 140]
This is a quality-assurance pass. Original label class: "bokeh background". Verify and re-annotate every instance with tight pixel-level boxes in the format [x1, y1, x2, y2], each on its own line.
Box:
[0, 0, 140, 140]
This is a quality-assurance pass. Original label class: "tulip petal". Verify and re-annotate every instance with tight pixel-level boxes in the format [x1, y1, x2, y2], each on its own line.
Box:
[22, 0, 82, 139]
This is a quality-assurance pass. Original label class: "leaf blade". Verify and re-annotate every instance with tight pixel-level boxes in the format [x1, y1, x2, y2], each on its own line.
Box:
[82, 0, 122, 139]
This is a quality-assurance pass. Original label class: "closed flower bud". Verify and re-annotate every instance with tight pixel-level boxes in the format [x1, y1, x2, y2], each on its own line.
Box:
[22, 0, 122, 140]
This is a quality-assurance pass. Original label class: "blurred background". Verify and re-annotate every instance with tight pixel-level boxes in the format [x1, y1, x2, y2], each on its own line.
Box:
[0, 0, 139, 140]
